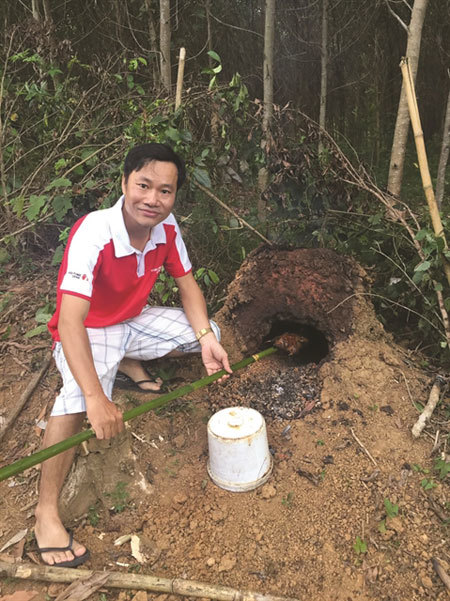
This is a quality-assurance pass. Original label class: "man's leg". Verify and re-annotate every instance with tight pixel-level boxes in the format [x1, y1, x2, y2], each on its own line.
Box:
[35, 413, 87, 565]
[124, 306, 220, 364]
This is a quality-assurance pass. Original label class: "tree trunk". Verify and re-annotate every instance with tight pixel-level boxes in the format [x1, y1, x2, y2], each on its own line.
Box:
[31, 0, 41, 21]
[160, 0, 172, 94]
[258, 0, 276, 224]
[387, 0, 429, 197]
[145, 0, 161, 91]
[42, 0, 51, 22]
[435, 87, 450, 210]
[318, 0, 328, 154]
[205, 0, 219, 144]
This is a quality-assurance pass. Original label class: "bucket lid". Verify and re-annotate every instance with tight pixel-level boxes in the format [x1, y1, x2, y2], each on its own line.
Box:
[208, 407, 264, 440]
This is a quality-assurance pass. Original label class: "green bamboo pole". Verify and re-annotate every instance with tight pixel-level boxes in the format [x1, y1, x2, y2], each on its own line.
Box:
[0, 347, 278, 482]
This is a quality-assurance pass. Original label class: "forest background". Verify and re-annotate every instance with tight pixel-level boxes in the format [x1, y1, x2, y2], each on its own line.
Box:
[0, 0, 449, 364]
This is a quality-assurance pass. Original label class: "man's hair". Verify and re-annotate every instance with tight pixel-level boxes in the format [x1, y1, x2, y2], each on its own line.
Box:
[123, 143, 186, 190]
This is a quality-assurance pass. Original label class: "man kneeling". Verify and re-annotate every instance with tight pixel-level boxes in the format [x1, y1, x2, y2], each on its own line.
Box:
[35, 143, 231, 567]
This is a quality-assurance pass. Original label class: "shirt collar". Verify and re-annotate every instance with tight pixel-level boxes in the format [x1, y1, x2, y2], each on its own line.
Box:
[109, 195, 168, 257]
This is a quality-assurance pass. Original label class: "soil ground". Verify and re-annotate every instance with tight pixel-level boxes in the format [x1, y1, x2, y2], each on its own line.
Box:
[0, 267, 449, 601]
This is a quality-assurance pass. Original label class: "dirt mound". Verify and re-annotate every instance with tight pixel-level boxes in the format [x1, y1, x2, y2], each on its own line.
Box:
[0, 260, 449, 601]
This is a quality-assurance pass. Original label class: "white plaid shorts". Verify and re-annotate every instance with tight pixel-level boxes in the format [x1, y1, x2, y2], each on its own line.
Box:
[51, 306, 220, 416]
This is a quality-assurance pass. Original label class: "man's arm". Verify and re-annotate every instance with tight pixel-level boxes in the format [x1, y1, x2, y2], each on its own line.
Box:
[58, 293, 124, 439]
[175, 272, 232, 377]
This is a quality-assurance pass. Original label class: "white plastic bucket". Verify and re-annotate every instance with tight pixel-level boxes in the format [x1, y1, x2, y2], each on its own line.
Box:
[207, 407, 272, 492]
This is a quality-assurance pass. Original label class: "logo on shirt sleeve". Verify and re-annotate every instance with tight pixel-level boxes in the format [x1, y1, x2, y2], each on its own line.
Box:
[67, 271, 90, 283]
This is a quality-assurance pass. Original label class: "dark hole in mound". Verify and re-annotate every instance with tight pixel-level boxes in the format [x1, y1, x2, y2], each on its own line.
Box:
[210, 320, 327, 420]
[267, 320, 329, 364]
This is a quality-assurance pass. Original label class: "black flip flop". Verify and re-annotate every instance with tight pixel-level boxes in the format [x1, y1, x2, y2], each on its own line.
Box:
[37, 531, 90, 568]
[114, 371, 165, 393]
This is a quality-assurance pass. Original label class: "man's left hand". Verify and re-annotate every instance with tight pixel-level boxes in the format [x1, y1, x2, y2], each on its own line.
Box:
[200, 334, 232, 381]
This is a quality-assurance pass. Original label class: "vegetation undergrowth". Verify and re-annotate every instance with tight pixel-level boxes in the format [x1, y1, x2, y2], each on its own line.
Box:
[0, 37, 449, 367]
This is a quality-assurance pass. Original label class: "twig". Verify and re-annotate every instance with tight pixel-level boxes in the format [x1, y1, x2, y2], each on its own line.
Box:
[411, 375, 445, 438]
[422, 490, 450, 524]
[192, 179, 273, 245]
[350, 428, 378, 467]
[0, 351, 52, 444]
[0, 561, 300, 601]
[400, 371, 415, 408]
[431, 558, 450, 591]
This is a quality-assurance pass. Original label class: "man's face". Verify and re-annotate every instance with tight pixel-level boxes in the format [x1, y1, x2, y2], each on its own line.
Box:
[121, 160, 178, 235]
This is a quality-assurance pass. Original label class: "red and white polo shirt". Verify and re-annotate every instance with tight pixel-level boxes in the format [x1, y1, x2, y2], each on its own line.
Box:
[48, 196, 192, 341]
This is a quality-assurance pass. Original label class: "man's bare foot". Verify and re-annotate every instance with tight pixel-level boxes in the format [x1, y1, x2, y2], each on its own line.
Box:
[35, 518, 88, 566]
[117, 358, 163, 392]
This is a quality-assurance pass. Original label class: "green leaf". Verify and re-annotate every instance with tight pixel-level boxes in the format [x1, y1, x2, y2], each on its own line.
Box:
[54, 158, 68, 173]
[414, 260, 431, 272]
[52, 245, 64, 266]
[353, 536, 367, 554]
[192, 167, 211, 188]
[208, 269, 219, 284]
[52, 195, 73, 221]
[384, 498, 399, 518]
[25, 195, 47, 221]
[46, 177, 72, 191]
[166, 127, 181, 142]
[207, 50, 221, 63]
[378, 520, 387, 533]
[24, 324, 48, 339]
[13, 195, 25, 218]
[434, 458, 450, 480]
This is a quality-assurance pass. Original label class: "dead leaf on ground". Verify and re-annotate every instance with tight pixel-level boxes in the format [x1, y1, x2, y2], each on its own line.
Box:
[0, 591, 39, 601]
[0, 529, 27, 553]
[54, 572, 110, 601]
[131, 535, 145, 564]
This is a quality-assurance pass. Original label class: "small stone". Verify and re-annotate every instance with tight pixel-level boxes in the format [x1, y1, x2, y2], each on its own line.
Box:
[206, 557, 215, 567]
[387, 516, 404, 533]
[261, 484, 276, 499]
[420, 575, 433, 589]
[173, 434, 185, 449]
[211, 509, 224, 522]
[218, 552, 236, 572]
[47, 584, 63, 598]
[174, 493, 187, 504]
[189, 519, 198, 530]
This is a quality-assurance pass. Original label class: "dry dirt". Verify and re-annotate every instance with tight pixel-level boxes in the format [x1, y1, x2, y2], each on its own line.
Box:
[0, 264, 449, 601]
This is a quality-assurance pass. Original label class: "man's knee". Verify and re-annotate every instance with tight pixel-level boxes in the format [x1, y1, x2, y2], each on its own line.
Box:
[210, 320, 221, 342]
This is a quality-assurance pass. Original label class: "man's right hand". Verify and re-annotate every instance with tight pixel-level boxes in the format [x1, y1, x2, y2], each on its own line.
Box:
[86, 393, 124, 439]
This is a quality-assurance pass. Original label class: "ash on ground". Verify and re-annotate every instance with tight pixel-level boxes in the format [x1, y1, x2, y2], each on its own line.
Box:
[208, 355, 322, 420]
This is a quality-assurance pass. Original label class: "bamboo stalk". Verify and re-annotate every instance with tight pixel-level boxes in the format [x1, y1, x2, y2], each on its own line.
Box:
[0, 561, 300, 601]
[0, 347, 278, 482]
[400, 57, 450, 287]
[175, 47, 186, 110]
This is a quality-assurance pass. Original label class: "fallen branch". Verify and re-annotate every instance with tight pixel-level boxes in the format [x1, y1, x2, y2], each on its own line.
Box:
[411, 375, 445, 438]
[431, 558, 450, 591]
[0, 351, 52, 444]
[350, 428, 378, 467]
[0, 561, 300, 601]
